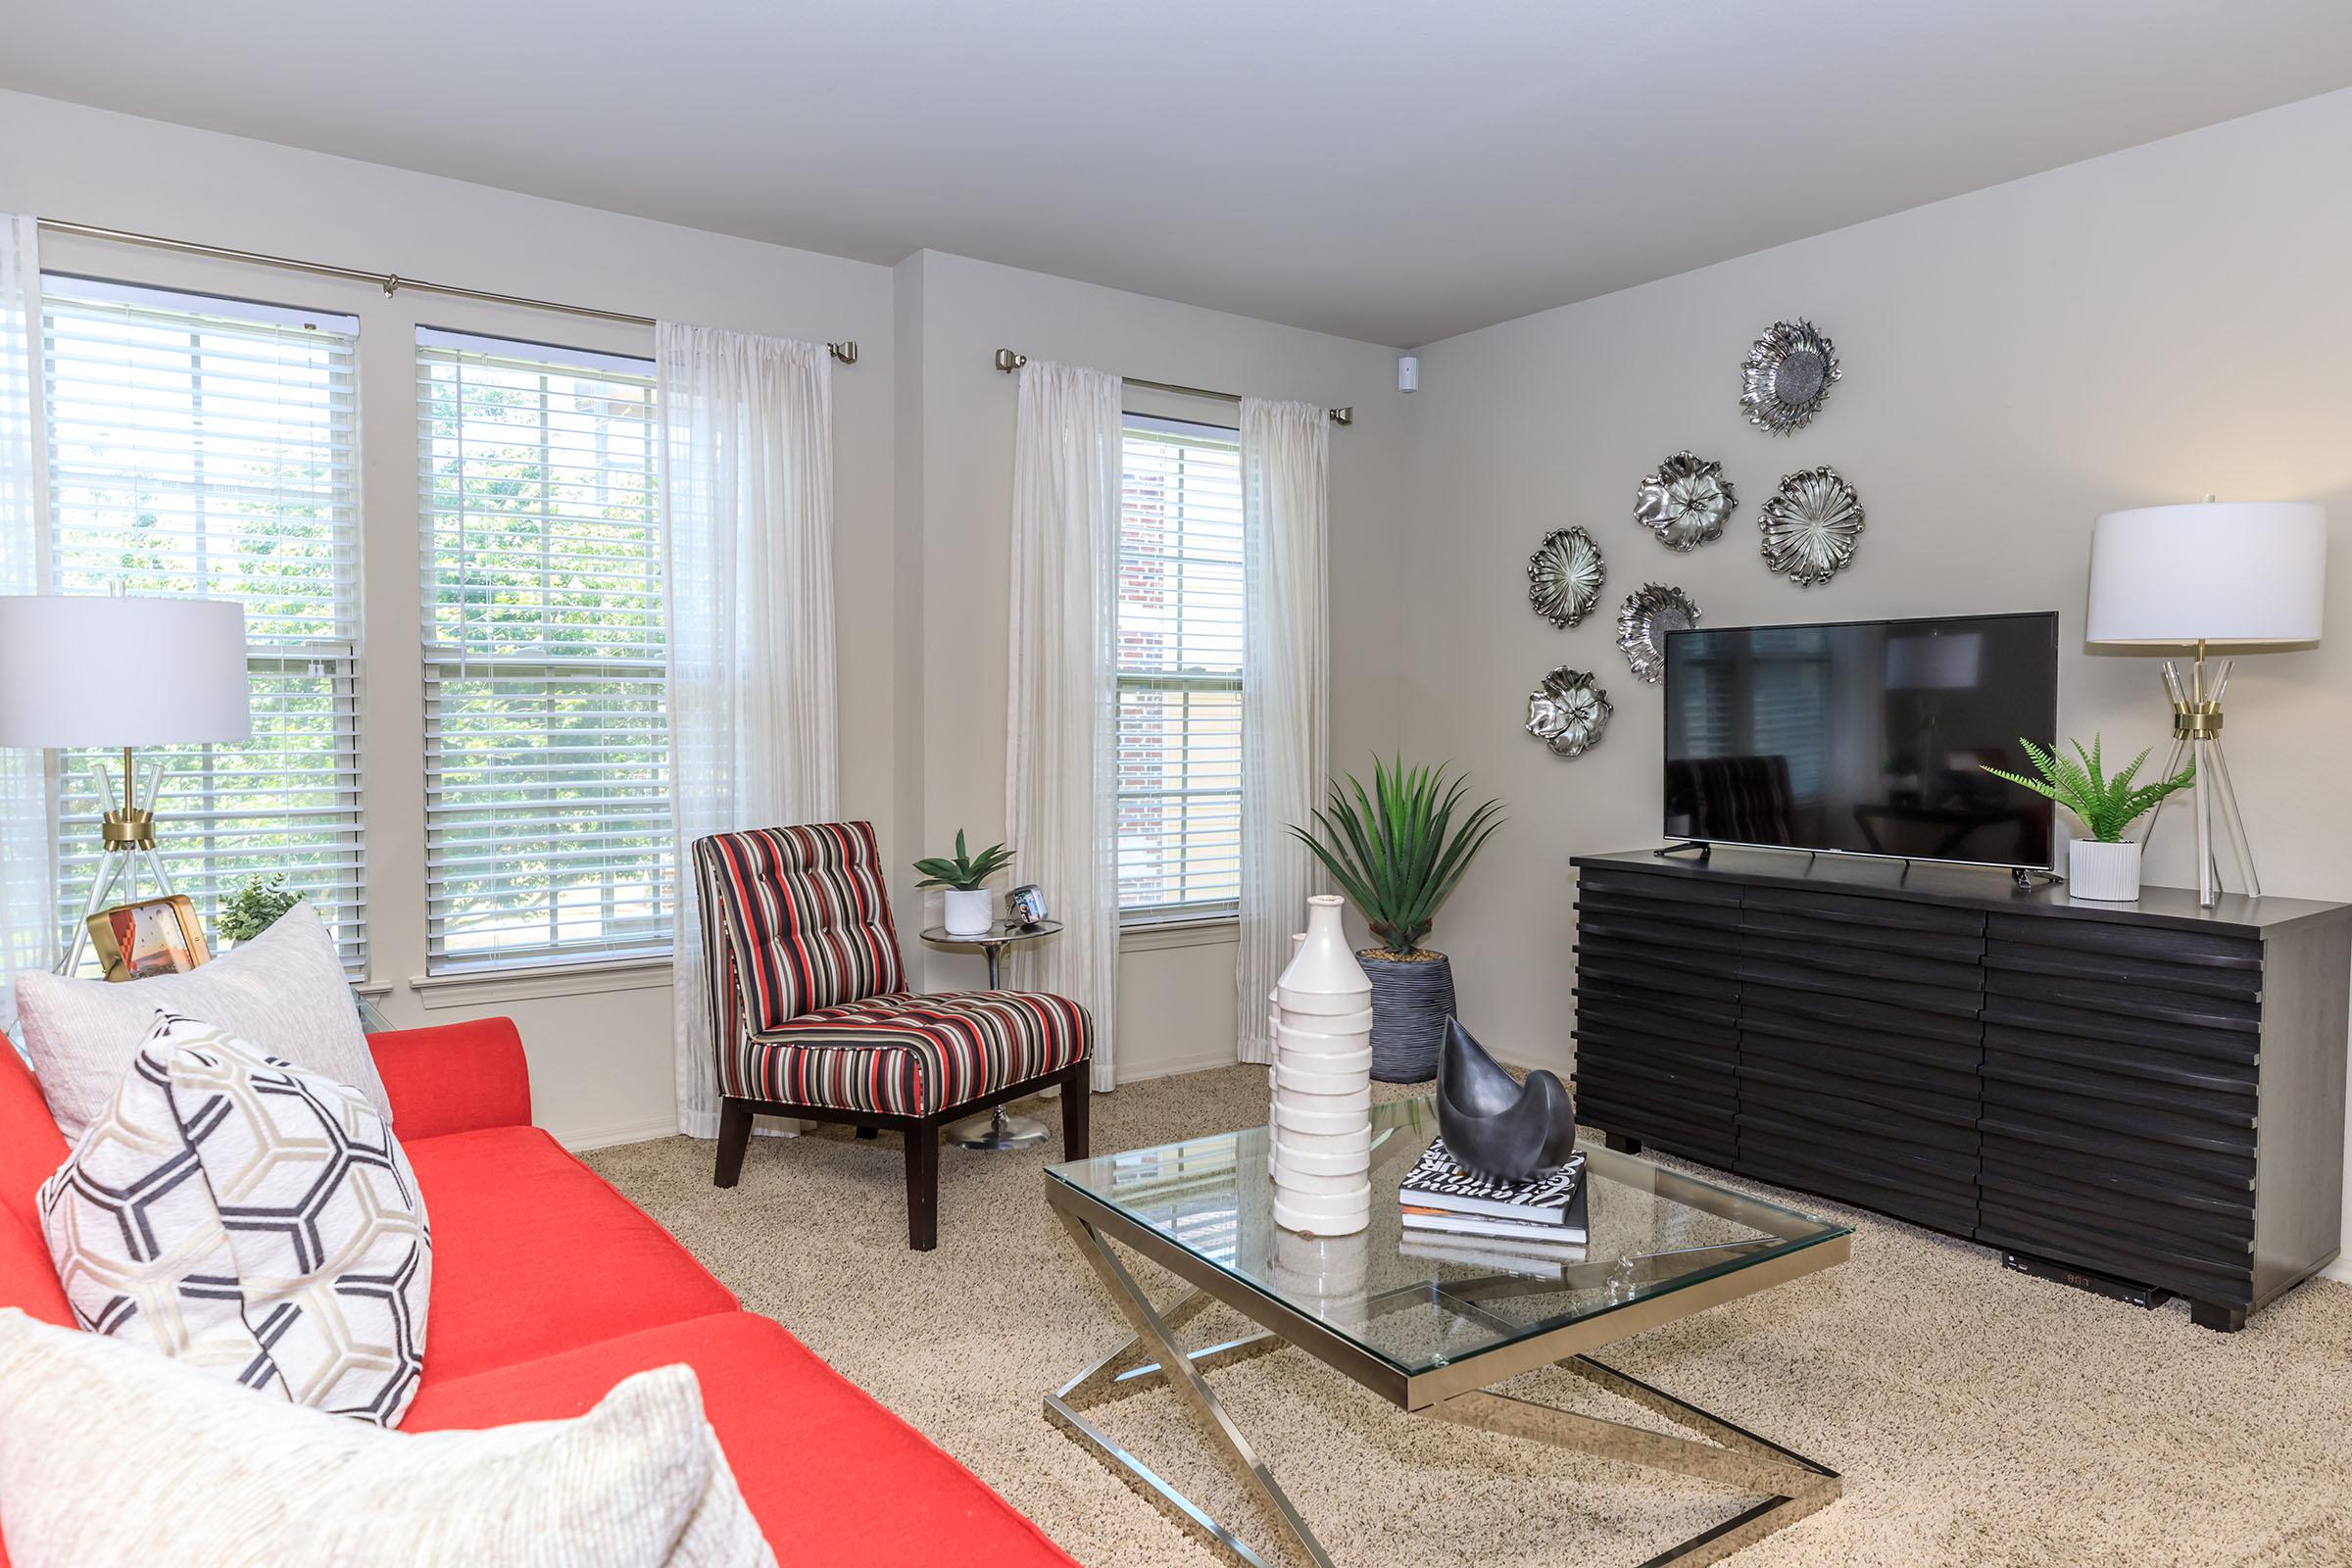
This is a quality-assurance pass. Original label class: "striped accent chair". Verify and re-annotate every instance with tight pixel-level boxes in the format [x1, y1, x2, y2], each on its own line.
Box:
[693, 821, 1092, 1250]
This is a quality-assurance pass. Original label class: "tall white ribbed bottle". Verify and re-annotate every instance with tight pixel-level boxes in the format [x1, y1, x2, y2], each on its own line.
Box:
[1270, 895, 1373, 1236]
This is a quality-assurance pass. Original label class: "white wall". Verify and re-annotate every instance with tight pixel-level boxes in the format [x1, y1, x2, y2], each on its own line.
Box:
[896, 251, 1407, 1079]
[1398, 88, 2352, 1268]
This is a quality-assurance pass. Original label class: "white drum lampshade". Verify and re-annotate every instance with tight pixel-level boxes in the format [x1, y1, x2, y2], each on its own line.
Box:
[2085, 502, 2327, 646]
[0, 595, 252, 748]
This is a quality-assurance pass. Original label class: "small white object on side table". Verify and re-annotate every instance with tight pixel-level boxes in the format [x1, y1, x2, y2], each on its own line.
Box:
[918, 918, 1066, 1152]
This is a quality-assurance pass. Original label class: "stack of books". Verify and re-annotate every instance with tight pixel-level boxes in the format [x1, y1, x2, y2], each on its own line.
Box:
[1397, 1138, 1588, 1274]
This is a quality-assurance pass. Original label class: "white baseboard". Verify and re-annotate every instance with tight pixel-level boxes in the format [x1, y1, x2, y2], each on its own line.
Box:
[1115, 1047, 1243, 1084]
[2323, 1257, 2352, 1286]
[555, 1117, 680, 1152]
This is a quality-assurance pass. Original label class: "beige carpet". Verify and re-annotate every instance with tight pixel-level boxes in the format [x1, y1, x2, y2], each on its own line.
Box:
[584, 1066, 2352, 1568]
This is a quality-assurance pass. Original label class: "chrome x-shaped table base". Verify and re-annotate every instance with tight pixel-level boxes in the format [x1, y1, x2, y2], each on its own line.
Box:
[1047, 1210, 1838, 1568]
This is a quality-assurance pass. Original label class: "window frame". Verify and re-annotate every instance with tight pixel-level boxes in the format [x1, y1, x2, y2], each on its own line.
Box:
[38, 272, 368, 975]
[415, 326, 673, 975]
[1114, 413, 1247, 928]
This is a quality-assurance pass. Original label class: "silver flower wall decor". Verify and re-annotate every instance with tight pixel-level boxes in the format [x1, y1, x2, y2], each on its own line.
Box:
[1616, 584, 1700, 684]
[1740, 318, 1840, 434]
[1526, 667, 1613, 758]
[1758, 466, 1866, 586]
[1526, 526, 1606, 628]
[1634, 451, 1737, 551]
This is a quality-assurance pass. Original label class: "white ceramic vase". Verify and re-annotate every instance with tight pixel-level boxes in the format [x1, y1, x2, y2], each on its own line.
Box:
[2069, 839, 2141, 903]
[943, 888, 995, 936]
[1269, 895, 1373, 1236]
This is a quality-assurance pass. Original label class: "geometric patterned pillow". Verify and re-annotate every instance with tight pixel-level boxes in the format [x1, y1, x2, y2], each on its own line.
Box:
[37, 1011, 431, 1427]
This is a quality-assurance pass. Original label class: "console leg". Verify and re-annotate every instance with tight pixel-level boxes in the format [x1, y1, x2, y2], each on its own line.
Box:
[2189, 1300, 2246, 1333]
[1603, 1132, 1642, 1155]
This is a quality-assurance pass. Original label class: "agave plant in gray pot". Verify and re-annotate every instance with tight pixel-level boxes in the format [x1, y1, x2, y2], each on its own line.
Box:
[1289, 757, 1503, 1082]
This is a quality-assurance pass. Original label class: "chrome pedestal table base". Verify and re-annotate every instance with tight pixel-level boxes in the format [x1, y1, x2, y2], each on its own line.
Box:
[1046, 1207, 1840, 1568]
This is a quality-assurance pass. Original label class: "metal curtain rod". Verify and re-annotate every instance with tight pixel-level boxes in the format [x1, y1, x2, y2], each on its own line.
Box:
[993, 347, 1351, 425]
[35, 219, 860, 366]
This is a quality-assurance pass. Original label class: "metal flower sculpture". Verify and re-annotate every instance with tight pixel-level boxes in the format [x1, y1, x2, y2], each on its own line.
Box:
[1525, 667, 1613, 759]
[1758, 466, 1865, 586]
[1616, 583, 1700, 684]
[1740, 318, 1839, 434]
[1526, 526, 1605, 628]
[1634, 451, 1736, 551]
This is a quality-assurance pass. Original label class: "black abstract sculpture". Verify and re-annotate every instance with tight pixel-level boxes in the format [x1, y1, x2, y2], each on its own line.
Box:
[1436, 1016, 1577, 1182]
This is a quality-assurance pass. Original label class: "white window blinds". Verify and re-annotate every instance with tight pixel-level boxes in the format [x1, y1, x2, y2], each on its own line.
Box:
[41, 277, 367, 972]
[416, 329, 671, 971]
[1116, 416, 1245, 918]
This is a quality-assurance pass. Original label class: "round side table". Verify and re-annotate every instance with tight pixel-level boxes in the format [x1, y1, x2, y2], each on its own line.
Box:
[918, 918, 1065, 1152]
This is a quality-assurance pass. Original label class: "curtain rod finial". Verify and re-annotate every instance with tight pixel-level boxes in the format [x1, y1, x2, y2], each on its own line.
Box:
[1330, 406, 1353, 426]
[995, 348, 1028, 373]
[828, 341, 858, 366]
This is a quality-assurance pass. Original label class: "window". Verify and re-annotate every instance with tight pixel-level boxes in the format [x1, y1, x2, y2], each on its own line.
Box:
[1115, 416, 1244, 919]
[42, 277, 366, 971]
[416, 329, 670, 970]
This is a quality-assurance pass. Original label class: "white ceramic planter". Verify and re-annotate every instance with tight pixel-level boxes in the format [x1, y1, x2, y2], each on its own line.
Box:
[1268, 895, 1374, 1235]
[2069, 839, 2142, 903]
[942, 887, 995, 936]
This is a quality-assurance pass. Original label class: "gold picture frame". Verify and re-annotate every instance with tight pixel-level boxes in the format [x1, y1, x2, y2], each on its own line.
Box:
[87, 895, 212, 983]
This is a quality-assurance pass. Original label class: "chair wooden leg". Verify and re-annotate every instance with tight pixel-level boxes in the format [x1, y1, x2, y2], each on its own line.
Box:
[1061, 1063, 1091, 1160]
[713, 1100, 754, 1189]
[905, 1124, 940, 1251]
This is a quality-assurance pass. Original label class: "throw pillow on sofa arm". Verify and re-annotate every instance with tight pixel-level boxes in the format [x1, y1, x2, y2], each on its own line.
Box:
[39, 1010, 431, 1427]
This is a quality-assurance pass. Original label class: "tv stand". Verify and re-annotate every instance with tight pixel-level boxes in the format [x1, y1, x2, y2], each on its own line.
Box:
[1571, 847, 2351, 1330]
[1652, 840, 1710, 861]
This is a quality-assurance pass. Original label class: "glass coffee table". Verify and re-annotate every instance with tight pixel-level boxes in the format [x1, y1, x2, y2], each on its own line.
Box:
[1045, 1096, 1851, 1567]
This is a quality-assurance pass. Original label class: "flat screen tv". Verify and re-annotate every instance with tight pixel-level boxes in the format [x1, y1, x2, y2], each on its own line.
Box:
[1663, 611, 2060, 871]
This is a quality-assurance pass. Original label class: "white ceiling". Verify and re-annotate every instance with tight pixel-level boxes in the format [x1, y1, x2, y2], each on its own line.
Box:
[5, 1, 2350, 345]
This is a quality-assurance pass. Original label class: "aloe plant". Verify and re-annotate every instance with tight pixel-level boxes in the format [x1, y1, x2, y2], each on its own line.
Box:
[1288, 756, 1504, 956]
[1982, 737, 2194, 844]
[912, 829, 1014, 892]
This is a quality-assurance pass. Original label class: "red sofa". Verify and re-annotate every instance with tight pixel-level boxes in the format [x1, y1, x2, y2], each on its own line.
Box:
[0, 1017, 1078, 1567]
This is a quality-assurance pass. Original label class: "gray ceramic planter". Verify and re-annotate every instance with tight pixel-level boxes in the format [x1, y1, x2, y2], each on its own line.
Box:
[1358, 950, 1454, 1083]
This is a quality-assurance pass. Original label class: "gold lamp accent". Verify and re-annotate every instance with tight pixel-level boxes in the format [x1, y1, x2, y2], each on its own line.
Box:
[2085, 502, 2328, 907]
[0, 594, 253, 971]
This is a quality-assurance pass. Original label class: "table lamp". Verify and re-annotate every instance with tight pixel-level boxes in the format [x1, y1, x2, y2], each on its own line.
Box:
[2084, 501, 2328, 906]
[0, 595, 252, 970]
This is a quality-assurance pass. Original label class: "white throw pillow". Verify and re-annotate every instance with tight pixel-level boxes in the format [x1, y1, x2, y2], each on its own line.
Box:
[12, 901, 388, 1145]
[0, 1307, 775, 1568]
[39, 1012, 431, 1427]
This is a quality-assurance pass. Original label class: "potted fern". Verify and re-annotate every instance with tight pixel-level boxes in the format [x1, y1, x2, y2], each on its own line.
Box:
[1290, 757, 1503, 1081]
[1983, 737, 2195, 902]
[914, 830, 1014, 936]
[217, 872, 303, 949]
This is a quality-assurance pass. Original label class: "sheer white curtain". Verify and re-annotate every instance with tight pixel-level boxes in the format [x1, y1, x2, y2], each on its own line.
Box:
[1003, 361, 1122, 1092]
[0, 216, 54, 1041]
[1235, 398, 1330, 1064]
[660, 322, 839, 1139]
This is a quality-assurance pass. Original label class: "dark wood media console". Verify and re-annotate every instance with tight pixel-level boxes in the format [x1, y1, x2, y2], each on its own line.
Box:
[1570, 848, 2352, 1331]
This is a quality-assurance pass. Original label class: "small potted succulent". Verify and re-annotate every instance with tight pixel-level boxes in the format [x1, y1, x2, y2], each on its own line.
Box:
[1983, 737, 2195, 902]
[217, 871, 303, 949]
[914, 831, 1015, 936]
[1289, 757, 1504, 1081]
